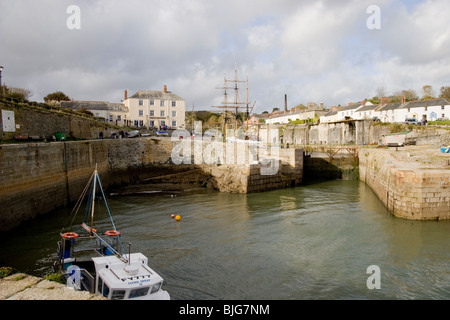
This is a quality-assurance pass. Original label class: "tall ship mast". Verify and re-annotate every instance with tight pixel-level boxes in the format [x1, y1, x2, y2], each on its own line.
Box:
[213, 64, 250, 135]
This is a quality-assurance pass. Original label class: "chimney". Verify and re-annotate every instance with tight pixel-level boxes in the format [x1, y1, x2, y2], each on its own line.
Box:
[381, 97, 388, 106]
[163, 85, 167, 93]
[124, 90, 127, 100]
[284, 94, 288, 113]
[402, 96, 406, 104]
[362, 100, 366, 107]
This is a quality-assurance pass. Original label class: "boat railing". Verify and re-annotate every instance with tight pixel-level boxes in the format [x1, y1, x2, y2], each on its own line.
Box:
[79, 268, 95, 293]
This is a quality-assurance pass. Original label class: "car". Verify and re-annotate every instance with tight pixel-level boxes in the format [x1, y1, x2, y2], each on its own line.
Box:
[405, 118, 420, 125]
[127, 130, 140, 138]
[156, 130, 169, 136]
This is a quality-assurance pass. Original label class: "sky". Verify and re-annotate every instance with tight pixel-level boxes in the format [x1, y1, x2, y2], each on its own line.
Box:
[0, 0, 449, 114]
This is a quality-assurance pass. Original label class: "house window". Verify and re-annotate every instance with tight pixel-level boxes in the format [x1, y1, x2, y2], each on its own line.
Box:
[134, 120, 139, 127]
[150, 110, 154, 116]
[150, 120, 155, 127]
[139, 110, 144, 116]
[150, 100, 154, 106]
[160, 110, 165, 117]
[109, 115, 113, 122]
[442, 106, 445, 110]
[424, 107, 428, 112]
[117, 115, 121, 121]
[172, 101, 176, 107]
[139, 120, 144, 127]
[172, 111, 176, 117]
[442, 114, 445, 118]
[139, 100, 143, 106]
[160, 100, 165, 107]
[172, 120, 177, 127]
[161, 120, 165, 127]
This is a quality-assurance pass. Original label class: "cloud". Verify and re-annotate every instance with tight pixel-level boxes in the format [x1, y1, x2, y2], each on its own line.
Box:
[0, 0, 449, 113]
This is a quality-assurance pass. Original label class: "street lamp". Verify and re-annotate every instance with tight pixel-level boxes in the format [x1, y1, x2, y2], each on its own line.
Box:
[0, 66, 3, 99]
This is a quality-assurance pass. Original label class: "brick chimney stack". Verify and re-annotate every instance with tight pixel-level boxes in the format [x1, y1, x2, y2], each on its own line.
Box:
[163, 85, 167, 93]
[124, 90, 127, 100]
[284, 94, 288, 113]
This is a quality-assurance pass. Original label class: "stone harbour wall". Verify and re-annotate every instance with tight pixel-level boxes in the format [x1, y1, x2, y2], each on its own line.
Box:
[359, 146, 450, 220]
[0, 138, 176, 232]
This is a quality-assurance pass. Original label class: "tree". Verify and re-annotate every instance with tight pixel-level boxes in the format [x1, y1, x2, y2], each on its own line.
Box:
[44, 91, 70, 102]
[389, 89, 418, 103]
[421, 85, 435, 100]
[1, 86, 31, 102]
[439, 86, 450, 101]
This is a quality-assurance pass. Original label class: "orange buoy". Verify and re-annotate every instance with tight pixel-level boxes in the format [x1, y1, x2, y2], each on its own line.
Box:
[171, 214, 175, 218]
[105, 230, 120, 236]
[175, 215, 181, 221]
[62, 232, 79, 239]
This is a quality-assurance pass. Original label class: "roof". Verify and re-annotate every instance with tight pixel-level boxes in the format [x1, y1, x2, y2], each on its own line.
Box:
[377, 102, 402, 111]
[61, 101, 111, 111]
[358, 104, 379, 112]
[61, 101, 128, 112]
[339, 102, 363, 111]
[129, 90, 184, 101]
[400, 99, 450, 109]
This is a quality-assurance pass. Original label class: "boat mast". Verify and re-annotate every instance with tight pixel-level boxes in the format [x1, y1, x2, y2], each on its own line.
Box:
[90, 165, 97, 230]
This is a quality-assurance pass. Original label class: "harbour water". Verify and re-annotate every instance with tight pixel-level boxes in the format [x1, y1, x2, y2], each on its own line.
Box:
[1, 180, 449, 300]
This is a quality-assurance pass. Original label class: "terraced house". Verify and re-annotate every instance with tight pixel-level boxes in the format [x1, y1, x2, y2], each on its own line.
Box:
[123, 86, 186, 129]
[320, 98, 450, 124]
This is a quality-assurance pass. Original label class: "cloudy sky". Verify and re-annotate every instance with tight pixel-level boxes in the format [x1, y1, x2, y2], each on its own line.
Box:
[1, 0, 449, 113]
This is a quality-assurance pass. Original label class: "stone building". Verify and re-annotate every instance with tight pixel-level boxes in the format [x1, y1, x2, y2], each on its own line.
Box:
[123, 86, 186, 129]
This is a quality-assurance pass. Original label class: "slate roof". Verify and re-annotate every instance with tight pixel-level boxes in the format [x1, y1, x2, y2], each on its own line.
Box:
[339, 102, 363, 111]
[61, 101, 128, 112]
[129, 90, 184, 101]
[377, 103, 402, 111]
[61, 101, 111, 111]
[400, 99, 450, 109]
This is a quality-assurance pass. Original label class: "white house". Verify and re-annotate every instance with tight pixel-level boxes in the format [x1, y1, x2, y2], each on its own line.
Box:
[123, 86, 186, 129]
[395, 99, 450, 122]
[60, 101, 129, 126]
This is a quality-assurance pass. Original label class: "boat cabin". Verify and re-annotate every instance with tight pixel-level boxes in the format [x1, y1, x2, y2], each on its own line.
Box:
[92, 253, 170, 300]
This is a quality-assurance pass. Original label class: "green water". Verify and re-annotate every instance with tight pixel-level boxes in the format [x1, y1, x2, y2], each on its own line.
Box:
[1, 180, 449, 300]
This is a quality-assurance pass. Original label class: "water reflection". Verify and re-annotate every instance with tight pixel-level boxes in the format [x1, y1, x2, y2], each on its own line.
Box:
[0, 180, 449, 299]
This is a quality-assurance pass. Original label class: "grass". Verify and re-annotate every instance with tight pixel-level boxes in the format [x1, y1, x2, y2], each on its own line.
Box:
[44, 272, 66, 285]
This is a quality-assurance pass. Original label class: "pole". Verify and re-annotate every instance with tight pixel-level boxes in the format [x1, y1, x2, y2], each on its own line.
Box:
[0, 66, 3, 99]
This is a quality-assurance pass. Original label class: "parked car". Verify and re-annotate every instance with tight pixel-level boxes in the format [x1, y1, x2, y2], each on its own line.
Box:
[127, 130, 140, 138]
[405, 118, 420, 125]
[156, 130, 169, 136]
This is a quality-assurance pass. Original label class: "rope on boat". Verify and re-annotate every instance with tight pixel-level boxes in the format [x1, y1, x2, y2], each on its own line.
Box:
[60, 171, 95, 234]
[95, 172, 127, 259]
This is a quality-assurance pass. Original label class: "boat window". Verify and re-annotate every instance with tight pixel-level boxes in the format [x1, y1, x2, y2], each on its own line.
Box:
[103, 283, 110, 298]
[129, 287, 149, 298]
[97, 277, 103, 294]
[150, 282, 161, 294]
[111, 290, 126, 300]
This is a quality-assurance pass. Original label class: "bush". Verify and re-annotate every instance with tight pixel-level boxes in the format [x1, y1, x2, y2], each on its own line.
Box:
[44, 272, 66, 284]
[0, 266, 18, 278]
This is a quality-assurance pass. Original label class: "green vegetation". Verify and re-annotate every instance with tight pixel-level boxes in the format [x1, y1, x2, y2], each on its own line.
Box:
[44, 272, 66, 284]
[43, 91, 71, 103]
[0, 266, 18, 278]
[429, 120, 450, 126]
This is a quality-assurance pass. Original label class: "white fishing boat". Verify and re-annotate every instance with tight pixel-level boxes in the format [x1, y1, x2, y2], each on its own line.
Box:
[54, 166, 170, 300]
